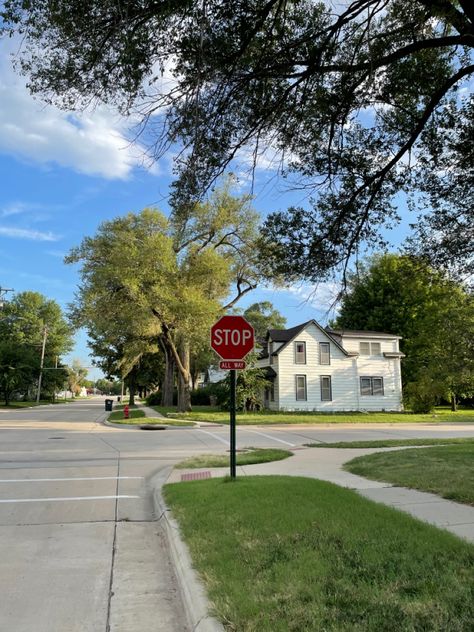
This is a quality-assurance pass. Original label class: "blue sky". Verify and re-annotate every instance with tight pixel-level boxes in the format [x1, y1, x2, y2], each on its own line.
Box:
[0, 37, 412, 380]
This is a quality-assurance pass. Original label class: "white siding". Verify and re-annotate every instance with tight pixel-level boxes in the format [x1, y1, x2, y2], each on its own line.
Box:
[277, 323, 359, 411]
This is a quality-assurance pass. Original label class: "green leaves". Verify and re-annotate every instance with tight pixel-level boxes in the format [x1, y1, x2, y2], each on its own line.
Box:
[333, 254, 474, 406]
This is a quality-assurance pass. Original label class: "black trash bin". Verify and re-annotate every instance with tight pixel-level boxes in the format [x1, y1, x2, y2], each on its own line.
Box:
[105, 399, 113, 411]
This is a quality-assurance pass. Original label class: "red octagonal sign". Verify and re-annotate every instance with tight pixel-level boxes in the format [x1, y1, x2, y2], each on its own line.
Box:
[211, 315, 255, 361]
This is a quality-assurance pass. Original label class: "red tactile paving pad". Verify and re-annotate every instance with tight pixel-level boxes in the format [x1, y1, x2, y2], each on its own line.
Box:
[181, 471, 212, 481]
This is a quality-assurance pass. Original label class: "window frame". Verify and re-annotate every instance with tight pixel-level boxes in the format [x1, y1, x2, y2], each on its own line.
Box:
[294, 341, 307, 364]
[319, 341, 331, 365]
[320, 375, 332, 401]
[360, 376, 384, 396]
[371, 342, 381, 355]
[360, 341, 382, 355]
[360, 341, 371, 355]
[295, 374, 307, 401]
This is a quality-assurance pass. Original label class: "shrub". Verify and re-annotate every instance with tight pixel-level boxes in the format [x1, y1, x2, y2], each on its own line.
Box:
[403, 376, 441, 413]
[146, 391, 162, 406]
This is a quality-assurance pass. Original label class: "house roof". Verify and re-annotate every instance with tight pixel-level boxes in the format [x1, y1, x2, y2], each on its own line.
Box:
[266, 320, 355, 357]
[266, 321, 311, 343]
[326, 328, 402, 340]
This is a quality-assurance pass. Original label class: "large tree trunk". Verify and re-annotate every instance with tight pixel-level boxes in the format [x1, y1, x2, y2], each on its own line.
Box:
[177, 343, 192, 413]
[159, 336, 175, 407]
[451, 393, 457, 412]
[127, 374, 136, 406]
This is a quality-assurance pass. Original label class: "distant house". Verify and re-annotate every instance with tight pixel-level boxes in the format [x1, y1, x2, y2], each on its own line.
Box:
[257, 320, 404, 412]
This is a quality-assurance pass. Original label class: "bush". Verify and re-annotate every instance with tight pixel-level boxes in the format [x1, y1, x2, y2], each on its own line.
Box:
[146, 391, 162, 406]
[146, 389, 178, 406]
[403, 376, 441, 413]
[191, 387, 211, 405]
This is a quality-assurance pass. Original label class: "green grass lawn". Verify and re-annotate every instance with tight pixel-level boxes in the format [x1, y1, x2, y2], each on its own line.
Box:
[0, 399, 76, 409]
[153, 405, 474, 425]
[107, 409, 145, 421]
[306, 437, 474, 449]
[164, 476, 474, 631]
[110, 416, 195, 427]
[176, 448, 292, 469]
[345, 444, 474, 505]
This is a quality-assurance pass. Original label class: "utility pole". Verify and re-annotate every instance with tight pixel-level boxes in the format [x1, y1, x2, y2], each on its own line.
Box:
[0, 286, 14, 309]
[36, 326, 48, 404]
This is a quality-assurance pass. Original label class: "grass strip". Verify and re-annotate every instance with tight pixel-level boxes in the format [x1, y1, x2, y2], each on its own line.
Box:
[0, 399, 76, 408]
[164, 476, 474, 631]
[153, 406, 474, 425]
[345, 444, 474, 506]
[108, 409, 145, 421]
[176, 448, 292, 469]
[306, 437, 474, 448]
[111, 417, 195, 427]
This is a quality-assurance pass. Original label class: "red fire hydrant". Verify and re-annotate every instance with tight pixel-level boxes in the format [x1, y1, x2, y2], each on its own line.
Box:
[124, 405, 129, 420]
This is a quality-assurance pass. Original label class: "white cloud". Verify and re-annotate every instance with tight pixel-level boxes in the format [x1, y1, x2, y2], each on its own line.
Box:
[0, 39, 151, 180]
[263, 280, 342, 319]
[0, 226, 60, 241]
[0, 201, 28, 217]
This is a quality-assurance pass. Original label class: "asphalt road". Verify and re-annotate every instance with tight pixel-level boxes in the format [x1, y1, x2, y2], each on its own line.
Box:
[1, 397, 473, 631]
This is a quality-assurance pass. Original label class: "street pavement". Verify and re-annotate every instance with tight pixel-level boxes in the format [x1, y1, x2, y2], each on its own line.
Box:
[1, 397, 473, 630]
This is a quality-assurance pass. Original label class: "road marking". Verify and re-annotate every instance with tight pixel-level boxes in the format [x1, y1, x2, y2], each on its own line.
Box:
[0, 476, 143, 483]
[243, 429, 296, 447]
[0, 495, 140, 503]
[198, 430, 230, 446]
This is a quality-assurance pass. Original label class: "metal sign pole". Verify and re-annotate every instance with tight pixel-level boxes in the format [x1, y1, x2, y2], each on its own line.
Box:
[230, 369, 237, 478]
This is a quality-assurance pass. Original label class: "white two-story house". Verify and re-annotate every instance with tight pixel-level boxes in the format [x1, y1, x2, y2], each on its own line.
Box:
[257, 320, 404, 412]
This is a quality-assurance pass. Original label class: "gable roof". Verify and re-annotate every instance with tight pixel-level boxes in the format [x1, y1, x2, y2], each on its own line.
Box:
[326, 328, 402, 340]
[266, 320, 356, 357]
[266, 321, 311, 343]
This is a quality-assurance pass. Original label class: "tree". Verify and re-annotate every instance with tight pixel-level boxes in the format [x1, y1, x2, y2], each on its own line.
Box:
[332, 254, 474, 408]
[0, 291, 74, 402]
[243, 302, 286, 341]
[66, 186, 265, 411]
[3, 1, 474, 280]
[67, 360, 88, 397]
[0, 340, 36, 405]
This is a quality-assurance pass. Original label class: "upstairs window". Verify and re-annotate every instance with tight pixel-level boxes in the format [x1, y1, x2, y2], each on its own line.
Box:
[294, 341, 306, 364]
[360, 341, 382, 355]
[360, 377, 384, 396]
[269, 341, 274, 365]
[319, 342, 330, 365]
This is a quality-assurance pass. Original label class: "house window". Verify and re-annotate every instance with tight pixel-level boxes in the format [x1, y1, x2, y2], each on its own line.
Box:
[270, 382, 275, 402]
[320, 375, 332, 401]
[295, 375, 307, 401]
[269, 341, 274, 365]
[294, 341, 306, 364]
[360, 377, 384, 396]
[319, 342, 330, 365]
[360, 341, 382, 355]
[371, 342, 381, 355]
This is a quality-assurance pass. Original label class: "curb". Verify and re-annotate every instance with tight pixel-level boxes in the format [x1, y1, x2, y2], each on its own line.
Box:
[151, 470, 224, 632]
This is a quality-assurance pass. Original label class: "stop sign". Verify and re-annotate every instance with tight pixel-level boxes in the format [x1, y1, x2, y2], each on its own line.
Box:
[210, 315, 255, 360]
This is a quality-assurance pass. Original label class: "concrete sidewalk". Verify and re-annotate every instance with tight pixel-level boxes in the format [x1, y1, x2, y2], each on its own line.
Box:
[167, 447, 474, 543]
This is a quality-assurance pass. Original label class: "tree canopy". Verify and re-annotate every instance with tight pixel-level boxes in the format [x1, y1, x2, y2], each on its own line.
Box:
[0, 291, 73, 403]
[243, 301, 287, 341]
[2, 1, 474, 280]
[66, 186, 265, 410]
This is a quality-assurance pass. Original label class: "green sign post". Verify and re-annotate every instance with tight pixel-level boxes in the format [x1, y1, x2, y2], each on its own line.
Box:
[211, 316, 255, 479]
